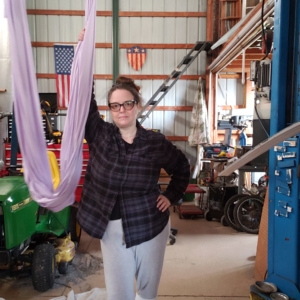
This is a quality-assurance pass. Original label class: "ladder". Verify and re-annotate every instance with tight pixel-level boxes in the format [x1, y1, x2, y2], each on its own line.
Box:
[138, 41, 212, 124]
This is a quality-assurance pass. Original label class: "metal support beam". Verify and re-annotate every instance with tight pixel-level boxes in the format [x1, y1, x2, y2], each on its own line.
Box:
[112, 0, 119, 84]
[266, 0, 300, 298]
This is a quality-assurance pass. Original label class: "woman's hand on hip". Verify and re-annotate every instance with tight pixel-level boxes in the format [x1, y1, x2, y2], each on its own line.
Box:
[156, 195, 171, 212]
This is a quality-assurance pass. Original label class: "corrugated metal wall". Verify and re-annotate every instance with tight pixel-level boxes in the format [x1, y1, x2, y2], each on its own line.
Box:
[26, 0, 208, 165]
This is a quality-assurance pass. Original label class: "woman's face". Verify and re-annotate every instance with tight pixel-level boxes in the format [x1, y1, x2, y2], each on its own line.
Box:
[109, 89, 139, 129]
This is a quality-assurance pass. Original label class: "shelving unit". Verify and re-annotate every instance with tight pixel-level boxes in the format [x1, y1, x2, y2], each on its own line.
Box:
[220, 0, 242, 36]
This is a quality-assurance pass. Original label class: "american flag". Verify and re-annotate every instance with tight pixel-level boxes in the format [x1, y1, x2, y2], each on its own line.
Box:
[127, 46, 147, 71]
[54, 45, 75, 108]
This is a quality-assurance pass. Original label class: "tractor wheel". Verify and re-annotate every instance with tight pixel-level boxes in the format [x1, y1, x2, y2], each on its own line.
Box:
[58, 262, 69, 275]
[68, 205, 82, 246]
[31, 243, 56, 292]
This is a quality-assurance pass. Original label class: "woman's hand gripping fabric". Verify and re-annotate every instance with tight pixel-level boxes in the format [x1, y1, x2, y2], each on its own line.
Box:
[78, 28, 85, 41]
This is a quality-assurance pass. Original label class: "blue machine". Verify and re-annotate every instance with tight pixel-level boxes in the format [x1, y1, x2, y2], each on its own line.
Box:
[264, 0, 300, 298]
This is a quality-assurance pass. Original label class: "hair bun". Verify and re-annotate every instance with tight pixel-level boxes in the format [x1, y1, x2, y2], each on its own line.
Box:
[116, 76, 140, 92]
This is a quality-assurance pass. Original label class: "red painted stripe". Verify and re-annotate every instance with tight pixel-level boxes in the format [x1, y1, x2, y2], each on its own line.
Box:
[132, 54, 137, 71]
[61, 75, 66, 108]
[56, 75, 62, 107]
[137, 53, 141, 71]
[65, 75, 71, 107]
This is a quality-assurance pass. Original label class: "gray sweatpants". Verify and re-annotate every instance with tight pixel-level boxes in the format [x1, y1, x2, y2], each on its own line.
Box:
[100, 218, 170, 300]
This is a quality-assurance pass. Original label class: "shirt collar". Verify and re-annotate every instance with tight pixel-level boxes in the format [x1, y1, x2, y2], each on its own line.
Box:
[136, 121, 148, 140]
[112, 120, 148, 141]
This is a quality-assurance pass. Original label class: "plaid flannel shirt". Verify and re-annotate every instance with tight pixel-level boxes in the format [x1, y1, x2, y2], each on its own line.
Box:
[77, 97, 190, 248]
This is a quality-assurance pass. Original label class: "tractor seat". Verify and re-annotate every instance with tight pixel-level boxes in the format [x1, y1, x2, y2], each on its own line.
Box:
[19, 151, 60, 190]
[47, 151, 60, 190]
[36, 151, 60, 216]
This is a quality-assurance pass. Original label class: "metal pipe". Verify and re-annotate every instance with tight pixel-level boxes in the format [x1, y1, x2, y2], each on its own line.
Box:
[208, 71, 212, 127]
[215, 71, 219, 133]
[209, 0, 274, 73]
[242, 0, 246, 18]
[212, 30, 261, 75]
[242, 49, 245, 84]
[112, 0, 119, 84]
[0, 112, 12, 120]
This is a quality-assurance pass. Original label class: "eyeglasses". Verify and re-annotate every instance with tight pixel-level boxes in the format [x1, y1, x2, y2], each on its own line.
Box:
[108, 100, 137, 112]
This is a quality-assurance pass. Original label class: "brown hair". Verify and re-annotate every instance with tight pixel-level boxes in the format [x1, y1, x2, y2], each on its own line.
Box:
[108, 76, 142, 105]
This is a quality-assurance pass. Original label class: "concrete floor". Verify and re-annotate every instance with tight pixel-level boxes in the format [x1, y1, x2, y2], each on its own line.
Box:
[0, 207, 258, 300]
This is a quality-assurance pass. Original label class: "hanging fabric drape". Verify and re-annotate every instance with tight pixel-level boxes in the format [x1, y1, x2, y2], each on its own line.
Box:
[188, 78, 211, 178]
[5, 0, 96, 212]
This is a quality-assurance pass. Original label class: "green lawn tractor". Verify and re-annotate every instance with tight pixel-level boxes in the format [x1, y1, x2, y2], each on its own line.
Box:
[0, 166, 81, 292]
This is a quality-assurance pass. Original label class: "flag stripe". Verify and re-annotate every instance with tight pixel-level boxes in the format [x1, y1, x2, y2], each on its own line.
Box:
[54, 45, 74, 108]
[62, 75, 67, 108]
[66, 75, 70, 108]
[133, 54, 138, 71]
[137, 54, 141, 71]
[56, 75, 63, 107]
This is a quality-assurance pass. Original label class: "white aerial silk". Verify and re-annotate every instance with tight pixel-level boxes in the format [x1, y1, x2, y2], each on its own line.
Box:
[4, 0, 96, 212]
[188, 78, 211, 178]
[188, 78, 211, 146]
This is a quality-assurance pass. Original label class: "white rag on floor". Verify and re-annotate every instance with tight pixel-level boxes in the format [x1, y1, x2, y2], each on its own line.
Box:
[51, 288, 107, 300]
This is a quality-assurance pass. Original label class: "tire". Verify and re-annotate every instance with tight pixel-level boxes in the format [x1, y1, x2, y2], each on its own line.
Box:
[68, 205, 82, 245]
[58, 262, 68, 274]
[220, 215, 228, 226]
[31, 244, 56, 292]
[204, 210, 213, 221]
[223, 194, 246, 232]
[233, 195, 264, 234]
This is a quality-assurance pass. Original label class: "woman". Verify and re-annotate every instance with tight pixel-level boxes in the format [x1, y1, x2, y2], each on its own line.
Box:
[78, 27, 190, 300]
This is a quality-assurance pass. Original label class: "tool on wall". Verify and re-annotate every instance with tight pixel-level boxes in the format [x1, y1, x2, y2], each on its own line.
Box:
[217, 116, 248, 146]
[137, 41, 212, 124]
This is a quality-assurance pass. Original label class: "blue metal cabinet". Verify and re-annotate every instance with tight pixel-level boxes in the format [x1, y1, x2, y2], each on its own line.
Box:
[266, 0, 300, 298]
